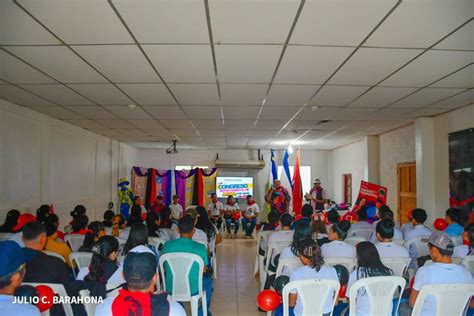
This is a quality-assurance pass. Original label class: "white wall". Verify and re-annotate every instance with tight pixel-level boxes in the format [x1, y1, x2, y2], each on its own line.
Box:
[0, 99, 139, 224]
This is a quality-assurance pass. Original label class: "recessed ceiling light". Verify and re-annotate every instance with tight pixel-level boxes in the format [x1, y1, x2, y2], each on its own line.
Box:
[311, 105, 321, 111]
[128, 104, 136, 111]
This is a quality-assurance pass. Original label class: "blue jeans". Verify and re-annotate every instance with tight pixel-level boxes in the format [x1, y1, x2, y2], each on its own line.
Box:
[242, 217, 257, 236]
[274, 304, 294, 316]
[225, 219, 240, 234]
[198, 276, 213, 316]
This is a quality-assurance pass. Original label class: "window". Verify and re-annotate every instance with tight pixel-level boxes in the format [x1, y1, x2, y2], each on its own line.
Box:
[277, 166, 312, 194]
[449, 128, 473, 211]
[175, 165, 209, 170]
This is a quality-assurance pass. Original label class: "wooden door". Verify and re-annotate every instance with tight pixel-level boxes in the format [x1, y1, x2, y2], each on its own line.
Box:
[397, 162, 416, 224]
[343, 174, 352, 205]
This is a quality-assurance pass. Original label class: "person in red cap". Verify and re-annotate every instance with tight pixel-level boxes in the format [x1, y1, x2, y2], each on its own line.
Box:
[8, 213, 37, 247]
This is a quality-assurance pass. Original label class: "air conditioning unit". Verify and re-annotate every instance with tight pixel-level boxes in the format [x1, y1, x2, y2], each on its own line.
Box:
[215, 160, 265, 169]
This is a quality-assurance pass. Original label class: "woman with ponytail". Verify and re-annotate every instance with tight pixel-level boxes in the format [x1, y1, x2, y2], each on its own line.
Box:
[453, 223, 474, 258]
[346, 242, 393, 315]
[321, 220, 356, 258]
[0, 209, 20, 233]
[275, 238, 339, 316]
[78, 221, 105, 252]
[84, 235, 120, 284]
[374, 219, 409, 259]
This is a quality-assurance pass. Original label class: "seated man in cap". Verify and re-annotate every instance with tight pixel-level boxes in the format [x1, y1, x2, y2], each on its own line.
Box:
[0, 240, 40, 315]
[94, 252, 185, 315]
[8, 213, 37, 247]
[162, 216, 213, 316]
[399, 231, 473, 316]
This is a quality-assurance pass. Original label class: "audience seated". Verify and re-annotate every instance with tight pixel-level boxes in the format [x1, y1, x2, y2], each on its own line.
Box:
[326, 209, 340, 231]
[149, 195, 165, 216]
[241, 194, 259, 238]
[67, 205, 87, 233]
[45, 214, 65, 241]
[78, 221, 105, 252]
[266, 214, 294, 271]
[35, 205, 51, 223]
[374, 219, 409, 259]
[445, 208, 468, 238]
[349, 207, 372, 230]
[224, 196, 241, 237]
[44, 221, 72, 267]
[260, 211, 279, 232]
[82, 236, 120, 285]
[122, 223, 158, 259]
[102, 210, 114, 228]
[146, 212, 171, 241]
[110, 214, 126, 238]
[321, 220, 356, 258]
[169, 194, 184, 225]
[159, 206, 173, 230]
[178, 209, 209, 246]
[162, 217, 212, 316]
[94, 252, 185, 315]
[400, 210, 414, 234]
[404, 209, 432, 267]
[195, 206, 221, 255]
[127, 203, 144, 227]
[70, 214, 89, 235]
[279, 222, 312, 275]
[369, 209, 403, 243]
[453, 223, 474, 258]
[0, 241, 40, 315]
[346, 242, 393, 316]
[311, 213, 330, 246]
[0, 209, 20, 233]
[9, 213, 36, 247]
[291, 204, 313, 230]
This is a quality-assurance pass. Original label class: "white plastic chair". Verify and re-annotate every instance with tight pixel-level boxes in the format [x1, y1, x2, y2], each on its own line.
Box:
[324, 257, 358, 273]
[282, 279, 340, 316]
[23, 282, 73, 316]
[451, 236, 463, 246]
[393, 239, 405, 246]
[262, 241, 292, 290]
[43, 251, 66, 263]
[348, 276, 406, 316]
[411, 283, 474, 316]
[461, 256, 474, 274]
[70, 252, 93, 277]
[64, 234, 85, 252]
[159, 252, 207, 316]
[348, 228, 373, 240]
[381, 257, 411, 277]
[345, 236, 365, 246]
[79, 289, 96, 316]
[255, 230, 273, 283]
[148, 236, 165, 250]
[0, 233, 13, 241]
[275, 257, 303, 278]
[404, 237, 430, 258]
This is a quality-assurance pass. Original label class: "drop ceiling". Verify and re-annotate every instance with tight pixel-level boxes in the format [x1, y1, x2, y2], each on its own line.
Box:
[0, 0, 473, 150]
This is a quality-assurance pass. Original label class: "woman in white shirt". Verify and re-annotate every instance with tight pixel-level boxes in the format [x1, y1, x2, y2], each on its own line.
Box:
[224, 196, 241, 237]
[346, 241, 393, 316]
[453, 223, 474, 258]
[374, 219, 409, 259]
[278, 222, 312, 276]
[321, 220, 356, 259]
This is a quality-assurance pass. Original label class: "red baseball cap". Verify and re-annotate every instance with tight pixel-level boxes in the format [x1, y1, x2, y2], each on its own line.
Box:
[12, 213, 36, 231]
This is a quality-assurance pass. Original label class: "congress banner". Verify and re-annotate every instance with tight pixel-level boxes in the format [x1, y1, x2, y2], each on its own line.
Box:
[355, 180, 388, 206]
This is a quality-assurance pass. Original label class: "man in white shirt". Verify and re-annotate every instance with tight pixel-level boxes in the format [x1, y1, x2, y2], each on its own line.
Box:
[241, 194, 259, 238]
[375, 219, 410, 259]
[267, 214, 294, 269]
[348, 207, 372, 238]
[168, 195, 184, 223]
[400, 232, 473, 316]
[404, 208, 432, 268]
[207, 193, 224, 230]
[370, 209, 403, 243]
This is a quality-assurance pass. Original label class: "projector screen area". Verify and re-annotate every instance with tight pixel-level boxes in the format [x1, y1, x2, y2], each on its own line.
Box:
[216, 177, 254, 199]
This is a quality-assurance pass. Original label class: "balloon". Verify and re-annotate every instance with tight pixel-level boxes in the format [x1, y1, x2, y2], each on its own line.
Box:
[273, 275, 290, 295]
[334, 265, 349, 285]
[367, 206, 377, 219]
[35, 285, 54, 312]
[257, 290, 280, 311]
[434, 218, 448, 231]
[338, 284, 347, 298]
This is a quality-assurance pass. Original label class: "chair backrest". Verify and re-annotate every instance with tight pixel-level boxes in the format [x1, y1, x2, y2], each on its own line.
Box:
[348, 276, 406, 316]
[159, 252, 204, 301]
[451, 236, 463, 246]
[69, 252, 93, 271]
[43, 251, 66, 263]
[148, 237, 165, 250]
[0, 233, 13, 241]
[275, 257, 303, 277]
[79, 289, 96, 316]
[64, 234, 85, 252]
[324, 257, 357, 273]
[23, 282, 73, 316]
[380, 257, 411, 277]
[461, 256, 474, 274]
[117, 237, 127, 246]
[282, 279, 340, 316]
[345, 236, 365, 247]
[404, 236, 430, 258]
[256, 230, 273, 254]
[393, 239, 405, 246]
[411, 283, 474, 316]
[265, 241, 292, 271]
[348, 228, 373, 240]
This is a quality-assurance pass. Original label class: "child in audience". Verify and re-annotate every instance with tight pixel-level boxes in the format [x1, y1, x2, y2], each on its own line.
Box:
[78, 221, 105, 252]
[321, 220, 356, 258]
[375, 219, 409, 259]
[346, 242, 393, 316]
[44, 222, 72, 267]
[102, 210, 114, 227]
[275, 238, 339, 316]
[122, 223, 158, 259]
[445, 208, 467, 237]
[399, 232, 472, 316]
[453, 223, 474, 258]
[83, 235, 120, 284]
[70, 214, 89, 235]
[224, 196, 241, 237]
[45, 214, 65, 241]
[0, 209, 20, 233]
[311, 212, 330, 246]
[169, 195, 184, 224]
[8, 213, 36, 247]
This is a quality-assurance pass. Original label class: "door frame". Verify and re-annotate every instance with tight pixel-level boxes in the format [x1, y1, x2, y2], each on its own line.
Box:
[397, 162, 416, 224]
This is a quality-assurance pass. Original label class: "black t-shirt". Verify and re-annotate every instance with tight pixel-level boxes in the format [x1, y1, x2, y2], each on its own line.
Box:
[24, 250, 71, 285]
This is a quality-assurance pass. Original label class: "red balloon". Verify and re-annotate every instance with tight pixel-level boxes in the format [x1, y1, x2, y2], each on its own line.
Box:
[434, 218, 448, 231]
[35, 285, 54, 312]
[338, 284, 347, 298]
[257, 290, 280, 311]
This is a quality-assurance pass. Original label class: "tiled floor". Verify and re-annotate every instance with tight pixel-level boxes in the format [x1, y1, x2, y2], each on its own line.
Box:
[212, 237, 263, 316]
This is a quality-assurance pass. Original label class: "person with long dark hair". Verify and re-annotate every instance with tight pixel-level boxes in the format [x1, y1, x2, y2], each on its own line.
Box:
[78, 221, 105, 252]
[311, 212, 330, 246]
[321, 220, 356, 258]
[159, 206, 172, 229]
[70, 214, 89, 235]
[102, 210, 115, 228]
[36, 205, 51, 223]
[374, 219, 409, 259]
[0, 209, 20, 233]
[195, 206, 218, 243]
[127, 204, 143, 227]
[346, 241, 393, 315]
[122, 223, 158, 259]
[146, 212, 171, 241]
[84, 236, 120, 284]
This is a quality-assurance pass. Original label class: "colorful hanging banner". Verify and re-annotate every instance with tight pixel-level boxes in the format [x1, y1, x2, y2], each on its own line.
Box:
[202, 168, 218, 207]
[131, 167, 147, 199]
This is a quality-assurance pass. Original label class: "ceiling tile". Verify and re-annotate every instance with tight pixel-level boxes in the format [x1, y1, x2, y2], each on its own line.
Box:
[265, 85, 319, 106]
[144, 45, 215, 83]
[389, 88, 465, 108]
[293, 107, 341, 121]
[142, 105, 185, 119]
[74, 45, 160, 83]
[119, 129, 148, 137]
[64, 105, 118, 119]
[209, 0, 300, 44]
[300, 130, 333, 138]
[366, 0, 473, 48]
[0, 1, 60, 45]
[226, 136, 249, 146]
[6, 46, 107, 83]
[141, 129, 171, 136]
[202, 136, 226, 142]
[17, 0, 133, 44]
[169, 84, 219, 105]
[0, 50, 55, 84]
[247, 137, 270, 146]
[88, 128, 123, 137]
[26, 105, 84, 120]
[348, 87, 417, 108]
[68, 84, 132, 105]
[381, 51, 474, 87]
[171, 129, 200, 137]
[372, 108, 415, 119]
[329, 48, 422, 85]
[225, 120, 255, 129]
[115, 136, 158, 142]
[430, 65, 474, 88]
[104, 105, 152, 119]
[255, 120, 286, 130]
[192, 120, 224, 130]
[215, 45, 282, 83]
[64, 119, 105, 130]
[275, 46, 353, 84]
[0, 85, 52, 106]
[113, 0, 209, 44]
[95, 119, 135, 129]
[250, 130, 279, 137]
[327, 108, 377, 121]
[434, 20, 474, 51]
[117, 84, 176, 105]
[429, 89, 474, 109]
[260, 107, 299, 120]
[160, 119, 194, 129]
[183, 106, 221, 119]
[404, 108, 448, 119]
[199, 129, 225, 136]
[220, 84, 267, 105]
[223, 106, 260, 120]
[312, 85, 369, 107]
[19, 84, 94, 105]
[128, 120, 164, 129]
[291, 0, 395, 45]
[285, 120, 322, 130]
[224, 129, 254, 137]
